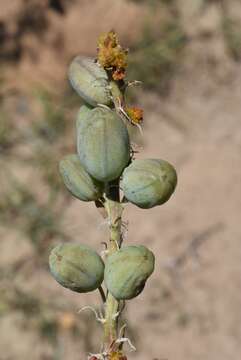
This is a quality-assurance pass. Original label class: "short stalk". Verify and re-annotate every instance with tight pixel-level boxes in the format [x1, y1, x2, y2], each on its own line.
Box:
[98, 286, 106, 303]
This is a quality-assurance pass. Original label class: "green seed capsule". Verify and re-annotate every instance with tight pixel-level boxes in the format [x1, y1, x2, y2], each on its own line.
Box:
[121, 159, 177, 209]
[104, 245, 155, 300]
[68, 56, 113, 107]
[77, 106, 130, 182]
[59, 154, 103, 201]
[49, 244, 104, 293]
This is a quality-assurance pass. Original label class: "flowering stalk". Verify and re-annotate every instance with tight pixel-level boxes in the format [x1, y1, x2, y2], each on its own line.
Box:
[103, 182, 123, 350]
[49, 31, 177, 360]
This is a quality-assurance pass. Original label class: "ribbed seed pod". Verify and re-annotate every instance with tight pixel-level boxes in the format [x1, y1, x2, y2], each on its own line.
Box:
[104, 245, 155, 300]
[121, 159, 177, 209]
[68, 56, 113, 107]
[59, 154, 103, 201]
[49, 244, 104, 293]
[77, 106, 130, 182]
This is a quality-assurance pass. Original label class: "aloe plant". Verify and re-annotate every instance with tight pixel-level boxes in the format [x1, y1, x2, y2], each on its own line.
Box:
[49, 31, 177, 360]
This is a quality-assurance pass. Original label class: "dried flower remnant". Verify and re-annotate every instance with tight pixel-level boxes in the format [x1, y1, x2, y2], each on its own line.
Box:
[124, 106, 143, 126]
[97, 31, 128, 81]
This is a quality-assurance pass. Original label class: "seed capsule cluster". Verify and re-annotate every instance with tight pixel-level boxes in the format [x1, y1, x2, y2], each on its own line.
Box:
[49, 41, 177, 305]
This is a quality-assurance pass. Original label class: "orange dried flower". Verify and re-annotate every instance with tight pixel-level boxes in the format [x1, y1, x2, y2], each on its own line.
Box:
[125, 106, 144, 125]
[97, 31, 128, 81]
[112, 68, 126, 81]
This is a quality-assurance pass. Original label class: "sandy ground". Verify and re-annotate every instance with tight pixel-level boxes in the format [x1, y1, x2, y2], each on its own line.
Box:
[0, 1, 241, 359]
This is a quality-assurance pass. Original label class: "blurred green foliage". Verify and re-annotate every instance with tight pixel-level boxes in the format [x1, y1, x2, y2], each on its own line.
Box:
[222, 18, 241, 60]
[0, 86, 77, 259]
[32, 89, 67, 143]
[128, 21, 186, 93]
[0, 175, 68, 254]
[39, 315, 58, 344]
[0, 109, 17, 153]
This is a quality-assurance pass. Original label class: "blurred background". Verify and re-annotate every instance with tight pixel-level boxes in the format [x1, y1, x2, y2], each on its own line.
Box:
[0, 0, 241, 359]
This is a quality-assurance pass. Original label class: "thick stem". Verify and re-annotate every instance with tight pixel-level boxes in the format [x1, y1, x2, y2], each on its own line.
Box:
[103, 181, 123, 349]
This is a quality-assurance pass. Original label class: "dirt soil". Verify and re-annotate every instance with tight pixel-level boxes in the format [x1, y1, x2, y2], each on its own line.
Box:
[0, 1, 241, 360]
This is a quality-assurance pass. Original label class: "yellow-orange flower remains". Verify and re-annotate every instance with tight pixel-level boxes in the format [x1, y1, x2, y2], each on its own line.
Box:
[125, 106, 144, 125]
[97, 31, 144, 130]
[97, 31, 128, 81]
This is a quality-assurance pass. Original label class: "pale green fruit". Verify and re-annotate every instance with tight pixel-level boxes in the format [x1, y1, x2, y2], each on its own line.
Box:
[59, 154, 103, 201]
[104, 245, 155, 300]
[49, 244, 104, 293]
[68, 56, 112, 107]
[121, 159, 177, 209]
[77, 106, 130, 182]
